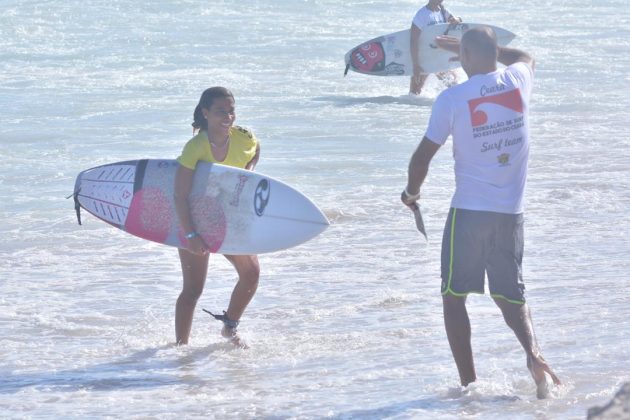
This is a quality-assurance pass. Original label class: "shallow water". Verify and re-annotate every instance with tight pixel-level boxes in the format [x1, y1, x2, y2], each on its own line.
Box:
[1, 0, 629, 418]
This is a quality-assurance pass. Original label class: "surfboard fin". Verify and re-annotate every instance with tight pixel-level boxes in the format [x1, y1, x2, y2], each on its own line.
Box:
[412, 203, 427, 240]
[344, 63, 350, 76]
[67, 188, 82, 225]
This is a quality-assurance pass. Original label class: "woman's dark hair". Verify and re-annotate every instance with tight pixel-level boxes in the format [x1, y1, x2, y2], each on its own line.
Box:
[192, 86, 234, 131]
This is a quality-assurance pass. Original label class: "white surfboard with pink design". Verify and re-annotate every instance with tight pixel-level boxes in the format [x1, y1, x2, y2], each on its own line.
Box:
[73, 160, 329, 255]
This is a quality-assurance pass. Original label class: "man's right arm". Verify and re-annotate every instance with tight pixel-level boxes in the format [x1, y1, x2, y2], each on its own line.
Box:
[435, 35, 535, 70]
[498, 47, 535, 70]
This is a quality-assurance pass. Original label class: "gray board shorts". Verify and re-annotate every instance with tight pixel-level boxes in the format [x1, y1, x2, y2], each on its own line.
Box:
[441, 208, 526, 304]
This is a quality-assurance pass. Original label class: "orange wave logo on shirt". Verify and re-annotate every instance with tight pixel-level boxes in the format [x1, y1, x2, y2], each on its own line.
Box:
[468, 89, 523, 127]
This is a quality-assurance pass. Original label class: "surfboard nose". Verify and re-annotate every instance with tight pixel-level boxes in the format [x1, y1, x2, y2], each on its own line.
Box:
[244, 181, 329, 254]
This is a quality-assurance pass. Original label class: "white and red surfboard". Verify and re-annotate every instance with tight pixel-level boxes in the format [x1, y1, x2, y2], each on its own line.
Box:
[344, 22, 516, 76]
[73, 160, 329, 255]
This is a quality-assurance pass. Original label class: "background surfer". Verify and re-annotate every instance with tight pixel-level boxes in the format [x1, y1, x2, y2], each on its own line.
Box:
[174, 87, 261, 346]
[410, 0, 462, 94]
[401, 28, 561, 398]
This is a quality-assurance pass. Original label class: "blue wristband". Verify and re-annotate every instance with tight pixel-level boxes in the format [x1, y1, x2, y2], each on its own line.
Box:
[185, 231, 198, 240]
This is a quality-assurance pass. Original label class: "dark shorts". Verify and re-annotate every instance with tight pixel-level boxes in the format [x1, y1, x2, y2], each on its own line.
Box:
[441, 208, 526, 303]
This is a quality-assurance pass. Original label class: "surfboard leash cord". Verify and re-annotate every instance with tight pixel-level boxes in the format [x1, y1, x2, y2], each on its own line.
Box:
[203, 309, 239, 329]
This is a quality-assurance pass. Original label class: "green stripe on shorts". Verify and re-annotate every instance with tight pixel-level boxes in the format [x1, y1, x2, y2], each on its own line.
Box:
[442, 208, 470, 297]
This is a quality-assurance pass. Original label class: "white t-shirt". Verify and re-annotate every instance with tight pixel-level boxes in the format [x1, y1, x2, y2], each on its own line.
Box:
[412, 5, 453, 28]
[425, 62, 534, 214]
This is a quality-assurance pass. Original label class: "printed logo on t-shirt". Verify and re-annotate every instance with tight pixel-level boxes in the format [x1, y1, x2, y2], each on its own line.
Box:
[497, 153, 510, 166]
[466, 88, 526, 163]
[468, 88, 523, 127]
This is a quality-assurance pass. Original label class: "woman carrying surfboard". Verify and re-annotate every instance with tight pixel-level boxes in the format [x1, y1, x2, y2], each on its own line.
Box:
[173, 86, 261, 347]
[410, 0, 462, 94]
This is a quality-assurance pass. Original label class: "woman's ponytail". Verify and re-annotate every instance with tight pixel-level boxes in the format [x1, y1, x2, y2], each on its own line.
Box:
[192, 104, 206, 131]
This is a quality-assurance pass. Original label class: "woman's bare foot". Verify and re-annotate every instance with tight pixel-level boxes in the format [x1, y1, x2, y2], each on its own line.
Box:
[222, 325, 249, 349]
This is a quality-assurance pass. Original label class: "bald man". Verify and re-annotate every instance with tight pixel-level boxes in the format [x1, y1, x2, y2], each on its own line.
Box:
[401, 27, 561, 398]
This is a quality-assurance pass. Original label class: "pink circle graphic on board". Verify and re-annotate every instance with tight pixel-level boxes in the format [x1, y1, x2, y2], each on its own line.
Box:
[125, 188, 172, 243]
[187, 195, 227, 253]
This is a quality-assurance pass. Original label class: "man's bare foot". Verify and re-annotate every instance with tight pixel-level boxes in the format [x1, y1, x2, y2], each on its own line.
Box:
[221, 325, 249, 349]
[533, 371, 550, 399]
[528, 355, 561, 399]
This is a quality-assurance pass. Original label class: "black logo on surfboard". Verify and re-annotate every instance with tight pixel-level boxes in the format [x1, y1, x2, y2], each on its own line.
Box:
[254, 179, 270, 216]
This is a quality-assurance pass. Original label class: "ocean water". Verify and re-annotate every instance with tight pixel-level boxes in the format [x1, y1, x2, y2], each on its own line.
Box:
[1, 0, 629, 418]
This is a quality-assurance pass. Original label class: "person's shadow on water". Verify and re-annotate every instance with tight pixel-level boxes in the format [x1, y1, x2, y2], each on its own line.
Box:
[330, 391, 521, 419]
[330, 398, 455, 420]
[0, 342, 234, 394]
